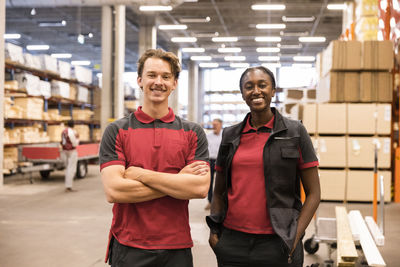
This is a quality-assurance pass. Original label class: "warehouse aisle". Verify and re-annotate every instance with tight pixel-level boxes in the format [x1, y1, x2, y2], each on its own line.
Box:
[0, 166, 399, 267]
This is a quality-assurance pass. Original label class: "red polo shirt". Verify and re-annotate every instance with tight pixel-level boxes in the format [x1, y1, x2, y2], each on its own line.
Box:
[100, 107, 209, 254]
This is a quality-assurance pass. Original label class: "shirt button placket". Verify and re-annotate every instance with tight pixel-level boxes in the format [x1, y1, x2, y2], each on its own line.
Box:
[154, 120, 161, 148]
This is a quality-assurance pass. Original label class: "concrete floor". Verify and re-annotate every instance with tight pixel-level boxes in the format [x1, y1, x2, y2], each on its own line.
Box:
[0, 165, 399, 267]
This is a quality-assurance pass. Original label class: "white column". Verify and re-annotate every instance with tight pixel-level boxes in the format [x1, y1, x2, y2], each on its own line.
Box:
[197, 68, 204, 123]
[0, 0, 5, 186]
[138, 15, 156, 56]
[169, 47, 181, 114]
[101, 5, 125, 133]
[188, 61, 199, 122]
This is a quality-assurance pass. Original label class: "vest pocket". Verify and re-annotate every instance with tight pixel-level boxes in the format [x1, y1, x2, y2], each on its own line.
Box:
[280, 147, 300, 159]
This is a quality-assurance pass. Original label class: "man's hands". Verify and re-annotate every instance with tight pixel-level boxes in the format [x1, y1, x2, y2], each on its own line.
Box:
[179, 161, 209, 176]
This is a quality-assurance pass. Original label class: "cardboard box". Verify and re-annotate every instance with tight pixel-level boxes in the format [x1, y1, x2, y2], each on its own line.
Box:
[4, 147, 19, 162]
[360, 72, 393, 102]
[347, 170, 391, 202]
[322, 40, 362, 76]
[5, 80, 18, 90]
[15, 73, 41, 96]
[347, 103, 376, 134]
[51, 81, 70, 99]
[317, 103, 347, 134]
[40, 55, 59, 73]
[24, 53, 42, 69]
[319, 169, 346, 200]
[13, 97, 44, 120]
[376, 104, 391, 134]
[61, 109, 94, 121]
[4, 128, 21, 144]
[301, 103, 317, 134]
[93, 128, 102, 142]
[5, 42, 24, 64]
[317, 72, 359, 102]
[77, 86, 89, 103]
[362, 40, 394, 70]
[69, 84, 77, 101]
[74, 65, 93, 84]
[58, 60, 71, 79]
[355, 0, 379, 18]
[347, 137, 391, 168]
[39, 80, 51, 99]
[316, 136, 346, 167]
[377, 137, 391, 168]
[74, 125, 90, 142]
[47, 124, 65, 142]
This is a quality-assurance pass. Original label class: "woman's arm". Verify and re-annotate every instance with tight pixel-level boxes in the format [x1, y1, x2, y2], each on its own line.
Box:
[291, 166, 321, 253]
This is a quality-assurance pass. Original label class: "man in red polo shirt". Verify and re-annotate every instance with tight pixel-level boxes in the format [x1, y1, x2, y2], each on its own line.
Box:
[100, 49, 210, 267]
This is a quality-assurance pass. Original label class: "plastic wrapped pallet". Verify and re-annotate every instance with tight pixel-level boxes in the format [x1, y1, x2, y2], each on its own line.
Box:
[40, 54, 58, 73]
[4, 128, 21, 144]
[15, 73, 41, 96]
[13, 97, 44, 120]
[39, 80, 51, 99]
[93, 128, 102, 141]
[74, 65, 93, 84]
[24, 53, 42, 69]
[4, 80, 18, 90]
[58, 60, 71, 79]
[69, 84, 77, 101]
[16, 126, 41, 143]
[51, 81, 70, 98]
[77, 86, 89, 102]
[74, 124, 90, 142]
[61, 108, 93, 121]
[5, 42, 24, 64]
[47, 124, 65, 142]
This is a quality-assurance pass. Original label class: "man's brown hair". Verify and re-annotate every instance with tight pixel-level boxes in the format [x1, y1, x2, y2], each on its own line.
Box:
[137, 48, 181, 79]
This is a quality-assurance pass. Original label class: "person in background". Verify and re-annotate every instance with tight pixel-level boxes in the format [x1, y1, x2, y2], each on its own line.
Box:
[99, 48, 210, 267]
[205, 118, 223, 210]
[61, 120, 79, 192]
[207, 66, 320, 266]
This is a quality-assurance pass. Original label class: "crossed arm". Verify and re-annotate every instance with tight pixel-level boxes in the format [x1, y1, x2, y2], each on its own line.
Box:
[101, 161, 210, 203]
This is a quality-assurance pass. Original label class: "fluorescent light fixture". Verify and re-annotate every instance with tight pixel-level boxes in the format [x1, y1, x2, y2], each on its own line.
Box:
[218, 47, 242, 53]
[4, 33, 21, 39]
[158, 24, 187, 30]
[298, 36, 326, 42]
[251, 4, 285, 10]
[255, 36, 281, 42]
[282, 16, 315, 22]
[258, 56, 280, 61]
[278, 44, 302, 49]
[139, 5, 172, 11]
[199, 62, 219, 68]
[195, 32, 219, 38]
[224, 56, 246, 61]
[293, 56, 315, 62]
[26, 45, 50, 51]
[71, 60, 91, 66]
[183, 0, 198, 2]
[212, 37, 238, 42]
[171, 37, 197, 43]
[179, 16, 211, 23]
[327, 4, 346, 10]
[51, 53, 72, 59]
[190, 56, 212, 61]
[280, 31, 309, 37]
[262, 63, 282, 68]
[38, 20, 66, 27]
[256, 47, 280, 53]
[181, 47, 205, 53]
[256, 24, 286, 29]
[230, 63, 250, 68]
[291, 63, 313, 68]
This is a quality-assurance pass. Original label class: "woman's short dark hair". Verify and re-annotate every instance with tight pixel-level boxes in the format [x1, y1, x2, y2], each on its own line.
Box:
[239, 66, 276, 92]
[137, 48, 181, 80]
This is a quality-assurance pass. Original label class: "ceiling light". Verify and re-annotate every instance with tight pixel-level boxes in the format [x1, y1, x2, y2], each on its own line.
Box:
[258, 56, 280, 61]
[230, 63, 250, 68]
[256, 24, 286, 29]
[293, 56, 315, 62]
[158, 24, 188, 30]
[251, 4, 286, 10]
[26, 45, 50, 51]
[183, 0, 198, 2]
[181, 47, 205, 53]
[262, 63, 282, 68]
[4, 33, 21, 39]
[71, 60, 91, 66]
[278, 44, 302, 49]
[38, 20, 66, 27]
[190, 56, 212, 61]
[299, 36, 326, 42]
[199, 62, 219, 68]
[195, 32, 219, 38]
[224, 56, 246, 61]
[51, 53, 72, 59]
[255, 36, 281, 42]
[88, 33, 94, 38]
[30, 8, 36, 16]
[171, 37, 197, 43]
[212, 37, 238, 42]
[77, 34, 85, 44]
[179, 17, 211, 23]
[139, 5, 172, 11]
[291, 63, 313, 68]
[218, 47, 242, 53]
[282, 16, 315, 22]
[280, 31, 309, 36]
[327, 4, 346, 10]
[256, 47, 280, 53]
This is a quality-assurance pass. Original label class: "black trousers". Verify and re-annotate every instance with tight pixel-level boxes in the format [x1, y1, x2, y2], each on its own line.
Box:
[213, 227, 303, 267]
[208, 159, 216, 202]
[109, 238, 193, 267]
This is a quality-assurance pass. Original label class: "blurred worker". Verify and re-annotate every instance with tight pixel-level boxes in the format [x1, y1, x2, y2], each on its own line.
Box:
[61, 120, 79, 192]
[205, 118, 223, 210]
[99, 48, 210, 267]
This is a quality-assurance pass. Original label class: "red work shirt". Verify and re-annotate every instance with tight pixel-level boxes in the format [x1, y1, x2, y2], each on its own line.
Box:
[99, 107, 209, 253]
[223, 115, 317, 234]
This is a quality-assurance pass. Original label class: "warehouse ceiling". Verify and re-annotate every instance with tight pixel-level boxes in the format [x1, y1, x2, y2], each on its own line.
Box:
[5, 0, 344, 74]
